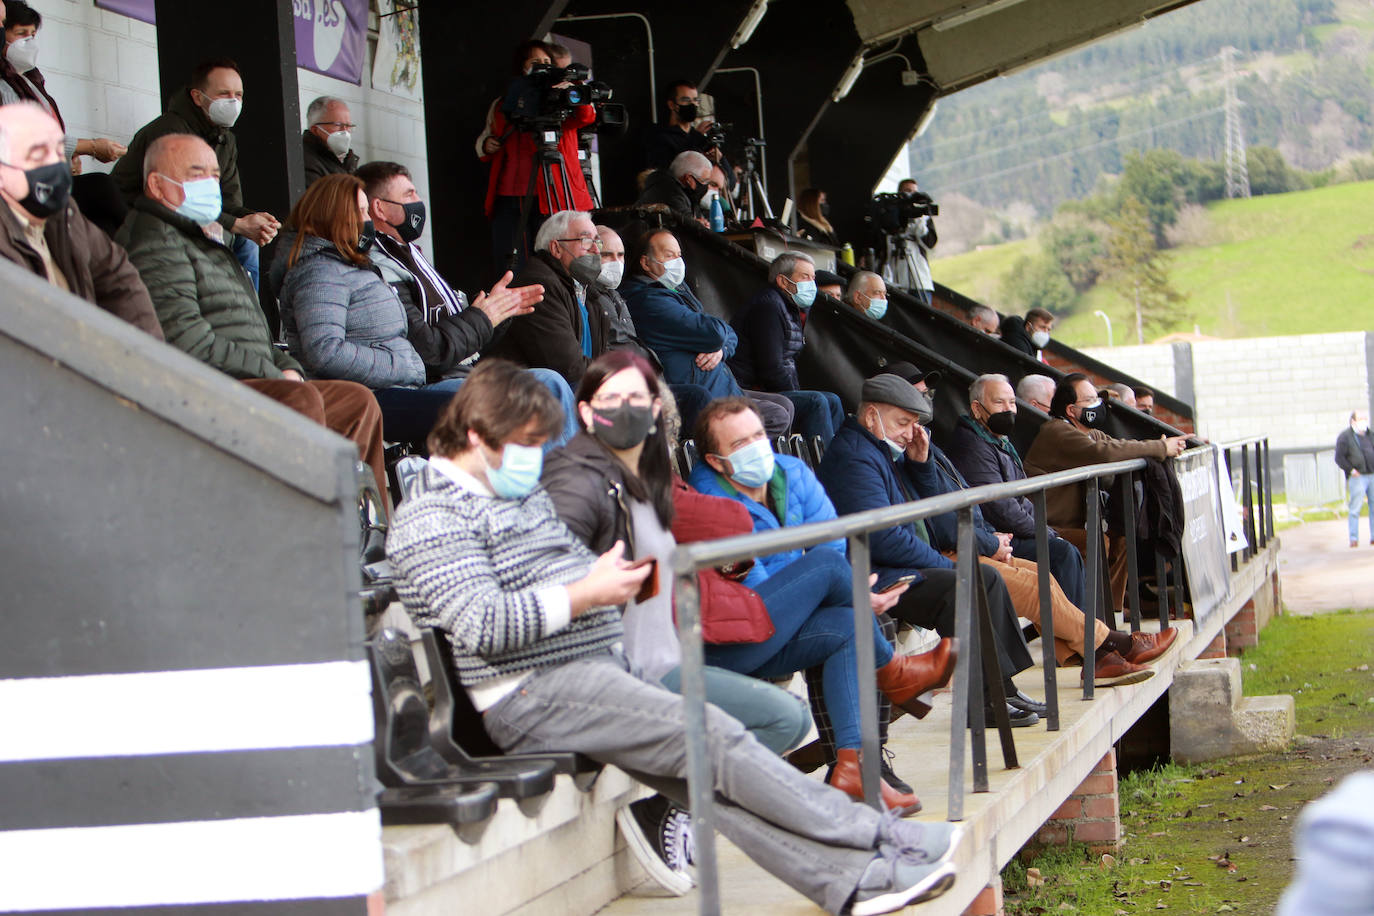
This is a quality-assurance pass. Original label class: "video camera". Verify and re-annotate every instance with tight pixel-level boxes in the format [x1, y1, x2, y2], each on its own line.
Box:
[703, 121, 731, 150]
[865, 190, 938, 236]
[504, 62, 620, 131]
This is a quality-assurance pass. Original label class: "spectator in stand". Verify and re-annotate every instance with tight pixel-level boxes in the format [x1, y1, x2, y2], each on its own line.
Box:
[277, 175, 474, 446]
[480, 41, 594, 273]
[620, 226, 794, 438]
[1134, 386, 1155, 415]
[879, 360, 938, 394]
[387, 360, 963, 916]
[816, 269, 843, 301]
[967, 305, 1000, 337]
[1017, 373, 1055, 413]
[817, 376, 1043, 725]
[845, 271, 889, 321]
[999, 307, 1054, 359]
[689, 396, 957, 813]
[641, 79, 723, 172]
[1335, 409, 1374, 548]
[301, 96, 359, 187]
[113, 58, 279, 291]
[1024, 373, 1187, 613]
[635, 149, 713, 221]
[115, 133, 387, 499]
[891, 178, 936, 305]
[546, 42, 572, 68]
[796, 188, 838, 246]
[1106, 382, 1136, 408]
[0, 103, 161, 338]
[0, 1, 129, 234]
[1100, 386, 1120, 403]
[356, 160, 577, 445]
[729, 251, 846, 445]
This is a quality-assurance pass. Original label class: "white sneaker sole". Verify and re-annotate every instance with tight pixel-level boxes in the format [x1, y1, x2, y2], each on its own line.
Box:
[850, 862, 957, 915]
[615, 805, 694, 897]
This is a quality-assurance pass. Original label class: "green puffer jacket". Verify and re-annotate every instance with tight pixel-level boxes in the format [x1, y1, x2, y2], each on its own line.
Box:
[115, 197, 301, 380]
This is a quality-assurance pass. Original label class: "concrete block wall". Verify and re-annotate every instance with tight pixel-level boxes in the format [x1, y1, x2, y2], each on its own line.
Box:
[1078, 341, 1178, 396]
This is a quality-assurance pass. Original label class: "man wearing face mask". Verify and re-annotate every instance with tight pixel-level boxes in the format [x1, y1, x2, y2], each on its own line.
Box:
[844, 271, 890, 322]
[1025, 373, 1187, 613]
[729, 251, 846, 447]
[0, 103, 161, 338]
[641, 79, 723, 172]
[620, 227, 794, 438]
[302, 97, 359, 187]
[635, 150, 714, 221]
[1000, 307, 1055, 360]
[112, 58, 280, 291]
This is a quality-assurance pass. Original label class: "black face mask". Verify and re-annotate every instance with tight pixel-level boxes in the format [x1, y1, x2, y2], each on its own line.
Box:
[383, 199, 426, 243]
[675, 102, 698, 123]
[819, 202, 832, 220]
[1075, 401, 1107, 429]
[986, 410, 1016, 437]
[357, 219, 376, 253]
[4, 159, 72, 218]
[569, 251, 602, 286]
[589, 403, 655, 450]
[689, 176, 713, 203]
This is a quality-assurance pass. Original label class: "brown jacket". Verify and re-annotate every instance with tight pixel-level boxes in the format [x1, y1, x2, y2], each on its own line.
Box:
[1023, 418, 1166, 529]
[0, 197, 163, 340]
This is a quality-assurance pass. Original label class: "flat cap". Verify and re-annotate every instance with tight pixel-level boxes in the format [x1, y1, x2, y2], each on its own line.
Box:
[861, 373, 933, 422]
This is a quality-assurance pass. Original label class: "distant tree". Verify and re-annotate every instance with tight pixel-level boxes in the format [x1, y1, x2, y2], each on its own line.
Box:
[1042, 215, 1109, 292]
[1246, 145, 1310, 195]
[1000, 252, 1076, 316]
[1105, 196, 1189, 343]
[1118, 150, 1189, 244]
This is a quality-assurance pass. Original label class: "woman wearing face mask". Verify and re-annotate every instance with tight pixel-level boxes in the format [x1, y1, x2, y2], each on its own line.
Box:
[1024, 373, 1188, 613]
[796, 188, 838, 246]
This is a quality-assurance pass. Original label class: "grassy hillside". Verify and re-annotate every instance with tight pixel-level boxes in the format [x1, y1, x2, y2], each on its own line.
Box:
[930, 180, 1374, 348]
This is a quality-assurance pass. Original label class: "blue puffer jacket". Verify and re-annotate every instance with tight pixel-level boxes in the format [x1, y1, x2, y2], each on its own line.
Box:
[728, 284, 805, 392]
[688, 452, 845, 588]
[280, 234, 426, 389]
[817, 417, 958, 584]
[621, 274, 743, 399]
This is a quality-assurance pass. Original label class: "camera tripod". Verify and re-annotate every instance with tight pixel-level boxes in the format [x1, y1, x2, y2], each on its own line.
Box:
[878, 231, 928, 294]
[738, 139, 772, 224]
[506, 127, 577, 272]
[576, 130, 601, 210]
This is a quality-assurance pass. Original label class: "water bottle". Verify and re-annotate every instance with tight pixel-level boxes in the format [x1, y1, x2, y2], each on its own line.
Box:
[840, 242, 854, 266]
[710, 193, 726, 233]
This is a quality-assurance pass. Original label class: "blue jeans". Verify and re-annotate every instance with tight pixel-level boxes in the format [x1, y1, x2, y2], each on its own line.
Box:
[705, 549, 893, 751]
[1349, 473, 1374, 540]
[374, 369, 576, 450]
[659, 665, 811, 755]
[230, 234, 260, 293]
[781, 390, 845, 448]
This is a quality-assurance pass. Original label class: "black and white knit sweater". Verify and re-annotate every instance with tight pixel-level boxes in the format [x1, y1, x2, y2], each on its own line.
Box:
[387, 464, 624, 687]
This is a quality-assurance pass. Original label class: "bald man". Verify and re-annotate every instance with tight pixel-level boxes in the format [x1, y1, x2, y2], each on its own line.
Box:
[114, 132, 388, 499]
[845, 270, 889, 321]
[0, 102, 161, 337]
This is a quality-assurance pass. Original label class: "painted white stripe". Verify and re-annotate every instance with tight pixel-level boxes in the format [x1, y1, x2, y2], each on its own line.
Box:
[0, 810, 384, 910]
[0, 660, 374, 762]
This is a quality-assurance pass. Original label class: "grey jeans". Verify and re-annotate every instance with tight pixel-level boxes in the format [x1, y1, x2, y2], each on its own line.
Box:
[483, 655, 883, 913]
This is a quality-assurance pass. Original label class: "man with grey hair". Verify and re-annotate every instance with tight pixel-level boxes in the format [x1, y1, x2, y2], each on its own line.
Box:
[635, 149, 713, 219]
[302, 96, 358, 187]
[0, 103, 161, 338]
[1017, 373, 1055, 415]
[967, 305, 1000, 337]
[1107, 382, 1136, 409]
[844, 271, 888, 320]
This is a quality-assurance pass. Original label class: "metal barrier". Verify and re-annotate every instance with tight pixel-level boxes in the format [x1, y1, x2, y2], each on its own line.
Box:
[671, 457, 1155, 914]
[1222, 437, 1275, 569]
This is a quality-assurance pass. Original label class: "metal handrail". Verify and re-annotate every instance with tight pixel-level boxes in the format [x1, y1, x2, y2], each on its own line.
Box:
[672, 455, 1149, 915]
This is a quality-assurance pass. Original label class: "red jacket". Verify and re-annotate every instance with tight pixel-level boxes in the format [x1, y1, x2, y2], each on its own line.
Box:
[671, 478, 774, 644]
[482, 104, 596, 217]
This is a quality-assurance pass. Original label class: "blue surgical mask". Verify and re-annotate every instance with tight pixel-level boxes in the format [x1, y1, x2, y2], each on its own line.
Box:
[159, 174, 223, 225]
[722, 438, 775, 488]
[864, 297, 888, 320]
[479, 441, 544, 499]
[791, 279, 818, 309]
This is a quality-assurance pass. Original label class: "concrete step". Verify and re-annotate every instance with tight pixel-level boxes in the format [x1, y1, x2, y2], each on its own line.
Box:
[1169, 657, 1295, 762]
[1232, 694, 1296, 755]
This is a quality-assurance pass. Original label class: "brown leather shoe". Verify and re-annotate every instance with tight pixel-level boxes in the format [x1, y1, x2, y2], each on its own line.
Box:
[1123, 627, 1179, 665]
[875, 638, 958, 719]
[828, 748, 922, 816]
[1084, 650, 1154, 687]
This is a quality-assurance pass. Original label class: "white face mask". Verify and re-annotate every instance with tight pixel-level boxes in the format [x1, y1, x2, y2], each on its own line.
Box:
[6, 36, 39, 72]
[325, 129, 352, 158]
[874, 411, 905, 460]
[1030, 329, 1051, 349]
[205, 97, 242, 128]
[598, 259, 624, 289]
[1355, 419, 1370, 435]
[655, 256, 686, 289]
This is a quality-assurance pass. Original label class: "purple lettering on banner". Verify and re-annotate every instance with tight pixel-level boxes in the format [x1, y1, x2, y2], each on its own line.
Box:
[94, 0, 156, 24]
[293, 0, 368, 84]
[94, 0, 368, 85]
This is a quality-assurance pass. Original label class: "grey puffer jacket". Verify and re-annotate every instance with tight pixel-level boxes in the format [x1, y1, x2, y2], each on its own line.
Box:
[279, 234, 426, 389]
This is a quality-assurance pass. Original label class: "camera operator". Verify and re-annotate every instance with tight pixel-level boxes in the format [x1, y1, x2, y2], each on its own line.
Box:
[479, 40, 595, 274]
[887, 177, 938, 306]
[641, 80, 725, 172]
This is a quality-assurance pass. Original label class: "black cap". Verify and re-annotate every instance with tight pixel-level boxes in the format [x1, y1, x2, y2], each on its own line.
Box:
[815, 269, 843, 291]
[876, 360, 942, 389]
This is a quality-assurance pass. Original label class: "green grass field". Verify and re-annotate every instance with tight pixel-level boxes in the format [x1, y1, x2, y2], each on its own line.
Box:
[932, 180, 1374, 348]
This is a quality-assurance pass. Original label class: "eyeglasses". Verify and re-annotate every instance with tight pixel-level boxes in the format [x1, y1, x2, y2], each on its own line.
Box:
[319, 121, 357, 131]
[591, 392, 653, 408]
[558, 236, 602, 251]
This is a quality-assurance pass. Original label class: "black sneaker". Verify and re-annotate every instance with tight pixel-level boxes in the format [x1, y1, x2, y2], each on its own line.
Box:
[973, 702, 1040, 728]
[880, 747, 914, 795]
[616, 795, 694, 896]
[1006, 689, 1047, 716]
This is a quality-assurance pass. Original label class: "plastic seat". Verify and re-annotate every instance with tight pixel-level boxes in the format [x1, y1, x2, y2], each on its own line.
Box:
[369, 629, 556, 816]
[422, 628, 602, 792]
[377, 783, 498, 845]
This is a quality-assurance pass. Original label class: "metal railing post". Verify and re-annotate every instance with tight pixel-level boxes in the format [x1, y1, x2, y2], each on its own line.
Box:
[958, 509, 990, 794]
[673, 572, 720, 916]
[946, 511, 973, 819]
[1154, 551, 1170, 630]
[1241, 443, 1254, 563]
[848, 532, 881, 811]
[1254, 441, 1267, 549]
[1083, 478, 1102, 700]
[1226, 447, 1239, 573]
[977, 569, 1018, 770]
[1032, 490, 1059, 731]
[1123, 469, 1142, 633]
